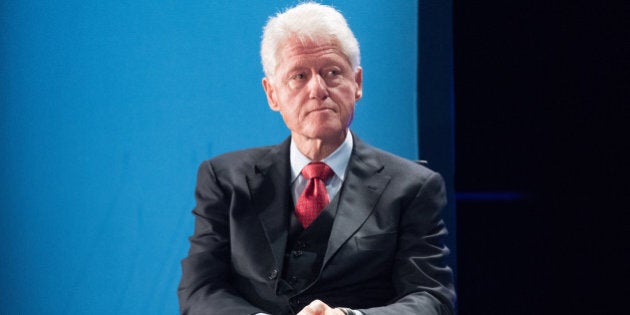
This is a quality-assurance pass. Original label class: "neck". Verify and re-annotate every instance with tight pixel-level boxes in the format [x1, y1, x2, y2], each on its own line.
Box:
[293, 130, 347, 161]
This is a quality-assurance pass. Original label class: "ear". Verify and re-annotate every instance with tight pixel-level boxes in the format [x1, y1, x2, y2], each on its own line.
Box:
[354, 67, 363, 101]
[262, 77, 280, 111]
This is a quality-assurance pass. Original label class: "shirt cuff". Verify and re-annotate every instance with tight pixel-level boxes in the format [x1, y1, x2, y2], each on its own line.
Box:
[338, 307, 364, 315]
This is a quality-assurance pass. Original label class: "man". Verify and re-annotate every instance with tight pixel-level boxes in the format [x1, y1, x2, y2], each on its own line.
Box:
[178, 2, 455, 314]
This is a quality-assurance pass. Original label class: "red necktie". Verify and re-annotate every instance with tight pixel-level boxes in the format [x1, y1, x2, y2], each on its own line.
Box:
[295, 162, 334, 228]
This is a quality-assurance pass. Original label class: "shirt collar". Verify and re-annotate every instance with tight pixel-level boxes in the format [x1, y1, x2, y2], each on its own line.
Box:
[290, 131, 354, 182]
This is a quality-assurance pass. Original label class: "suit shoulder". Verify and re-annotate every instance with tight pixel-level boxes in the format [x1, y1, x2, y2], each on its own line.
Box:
[365, 145, 439, 181]
[198, 145, 277, 174]
[212, 146, 274, 163]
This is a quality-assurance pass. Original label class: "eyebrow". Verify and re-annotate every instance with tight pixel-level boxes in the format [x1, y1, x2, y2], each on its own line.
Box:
[285, 57, 346, 71]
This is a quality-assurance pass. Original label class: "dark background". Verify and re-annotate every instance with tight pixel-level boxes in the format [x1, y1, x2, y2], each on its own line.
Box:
[453, 1, 626, 314]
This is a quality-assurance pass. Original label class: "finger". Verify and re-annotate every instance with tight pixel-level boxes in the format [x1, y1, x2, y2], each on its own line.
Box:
[297, 299, 327, 315]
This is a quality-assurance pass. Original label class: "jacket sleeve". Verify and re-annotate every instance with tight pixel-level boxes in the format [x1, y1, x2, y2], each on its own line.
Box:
[359, 172, 456, 315]
[177, 160, 265, 315]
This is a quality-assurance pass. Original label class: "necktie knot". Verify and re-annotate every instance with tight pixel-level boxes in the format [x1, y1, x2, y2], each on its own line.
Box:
[301, 162, 334, 181]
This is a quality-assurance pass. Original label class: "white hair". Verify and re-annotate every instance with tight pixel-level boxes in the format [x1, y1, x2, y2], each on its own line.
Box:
[260, 2, 361, 78]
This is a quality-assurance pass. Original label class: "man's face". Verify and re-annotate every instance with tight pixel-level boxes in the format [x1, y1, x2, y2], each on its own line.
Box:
[262, 38, 362, 143]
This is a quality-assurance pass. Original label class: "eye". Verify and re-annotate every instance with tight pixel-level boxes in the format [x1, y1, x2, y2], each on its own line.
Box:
[326, 69, 340, 77]
[291, 73, 306, 80]
[286, 72, 308, 89]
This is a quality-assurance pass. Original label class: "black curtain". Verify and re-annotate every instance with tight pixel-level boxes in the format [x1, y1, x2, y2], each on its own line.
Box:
[453, 1, 625, 314]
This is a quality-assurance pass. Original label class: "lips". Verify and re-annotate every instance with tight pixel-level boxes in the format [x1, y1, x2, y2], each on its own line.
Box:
[308, 107, 335, 114]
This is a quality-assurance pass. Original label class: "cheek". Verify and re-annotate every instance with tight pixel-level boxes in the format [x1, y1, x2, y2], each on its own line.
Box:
[277, 99, 303, 123]
[281, 93, 308, 114]
[332, 87, 357, 110]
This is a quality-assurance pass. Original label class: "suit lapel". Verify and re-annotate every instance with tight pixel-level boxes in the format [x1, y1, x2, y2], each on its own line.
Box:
[322, 135, 391, 267]
[246, 138, 292, 276]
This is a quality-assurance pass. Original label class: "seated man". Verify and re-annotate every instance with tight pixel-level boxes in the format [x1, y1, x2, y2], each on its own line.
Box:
[178, 2, 455, 314]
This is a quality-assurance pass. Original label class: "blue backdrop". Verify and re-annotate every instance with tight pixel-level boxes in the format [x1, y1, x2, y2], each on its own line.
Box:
[1, 1, 428, 313]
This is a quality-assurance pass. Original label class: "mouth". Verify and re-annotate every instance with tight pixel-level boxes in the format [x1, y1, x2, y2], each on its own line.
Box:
[309, 107, 335, 114]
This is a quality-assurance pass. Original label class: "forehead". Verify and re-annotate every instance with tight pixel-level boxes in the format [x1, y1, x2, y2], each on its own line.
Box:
[276, 37, 351, 70]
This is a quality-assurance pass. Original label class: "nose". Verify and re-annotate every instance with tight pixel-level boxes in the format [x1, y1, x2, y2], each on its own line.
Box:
[308, 74, 329, 100]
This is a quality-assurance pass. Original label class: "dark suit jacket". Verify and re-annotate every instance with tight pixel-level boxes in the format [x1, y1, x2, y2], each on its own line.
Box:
[178, 134, 455, 314]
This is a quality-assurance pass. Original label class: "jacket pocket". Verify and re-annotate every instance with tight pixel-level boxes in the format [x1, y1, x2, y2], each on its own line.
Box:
[355, 232, 397, 251]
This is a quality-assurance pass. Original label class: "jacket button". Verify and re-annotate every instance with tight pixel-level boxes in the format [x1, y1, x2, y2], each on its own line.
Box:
[268, 269, 278, 280]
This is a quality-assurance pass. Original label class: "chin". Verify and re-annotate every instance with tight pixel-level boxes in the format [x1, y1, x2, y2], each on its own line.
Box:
[296, 120, 347, 139]
[309, 128, 346, 141]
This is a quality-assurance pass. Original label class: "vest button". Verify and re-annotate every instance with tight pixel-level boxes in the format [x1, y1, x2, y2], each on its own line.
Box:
[267, 269, 278, 280]
[289, 275, 298, 284]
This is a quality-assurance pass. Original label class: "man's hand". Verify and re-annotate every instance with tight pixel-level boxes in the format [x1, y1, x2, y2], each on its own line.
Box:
[296, 300, 346, 315]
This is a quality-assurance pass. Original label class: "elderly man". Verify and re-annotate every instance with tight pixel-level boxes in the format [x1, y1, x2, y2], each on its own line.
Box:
[178, 2, 455, 315]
